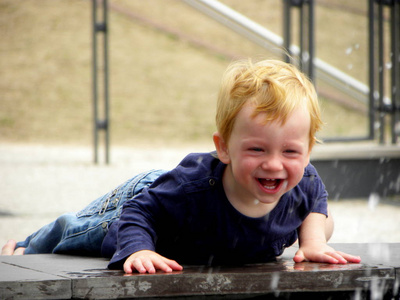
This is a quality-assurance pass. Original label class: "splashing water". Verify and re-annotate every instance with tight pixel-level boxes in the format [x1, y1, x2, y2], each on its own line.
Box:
[345, 47, 353, 55]
[368, 243, 391, 264]
[368, 193, 380, 211]
[270, 272, 279, 290]
[281, 180, 288, 191]
[196, 156, 204, 164]
[270, 272, 280, 297]
[393, 277, 399, 299]
[352, 288, 362, 300]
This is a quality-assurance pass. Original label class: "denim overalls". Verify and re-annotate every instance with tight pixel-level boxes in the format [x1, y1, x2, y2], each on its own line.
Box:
[16, 170, 166, 255]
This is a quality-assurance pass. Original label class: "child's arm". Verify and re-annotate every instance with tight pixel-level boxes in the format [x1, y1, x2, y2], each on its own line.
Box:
[123, 250, 183, 274]
[293, 211, 361, 264]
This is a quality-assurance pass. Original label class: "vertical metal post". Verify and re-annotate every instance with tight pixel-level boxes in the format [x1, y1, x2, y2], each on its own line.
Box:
[308, 0, 315, 82]
[282, 0, 315, 82]
[92, 0, 110, 164]
[378, 1, 385, 144]
[92, 0, 98, 163]
[368, 0, 376, 141]
[370, 0, 400, 144]
[283, 0, 292, 63]
[299, 2, 304, 70]
[103, 0, 110, 163]
[390, 0, 400, 144]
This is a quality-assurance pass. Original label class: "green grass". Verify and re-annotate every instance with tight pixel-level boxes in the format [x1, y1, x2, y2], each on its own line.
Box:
[0, 0, 371, 148]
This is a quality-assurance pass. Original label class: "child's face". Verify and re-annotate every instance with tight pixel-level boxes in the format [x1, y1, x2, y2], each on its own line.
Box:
[214, 103, 311, 215]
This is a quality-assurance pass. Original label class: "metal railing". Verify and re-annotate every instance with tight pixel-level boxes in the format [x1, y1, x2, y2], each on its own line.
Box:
[90, 0, 399, 160]
[183, 0, 400, 144]
[183, 0, 370, 105]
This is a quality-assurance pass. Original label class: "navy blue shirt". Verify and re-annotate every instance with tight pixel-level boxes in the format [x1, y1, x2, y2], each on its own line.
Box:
[102, 152, 328, 269]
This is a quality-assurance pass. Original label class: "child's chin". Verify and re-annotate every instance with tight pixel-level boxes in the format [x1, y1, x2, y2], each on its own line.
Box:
[257, 195, 281, 205]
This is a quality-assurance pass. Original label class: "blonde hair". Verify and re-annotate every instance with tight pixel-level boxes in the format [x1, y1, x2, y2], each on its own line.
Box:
[215, 59, 323, 150]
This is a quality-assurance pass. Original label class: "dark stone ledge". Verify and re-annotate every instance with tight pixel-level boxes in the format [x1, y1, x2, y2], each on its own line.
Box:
[0, 243, 399, 299]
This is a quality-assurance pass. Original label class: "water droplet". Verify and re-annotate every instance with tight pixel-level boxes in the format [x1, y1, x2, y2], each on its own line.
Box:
[368, 243, 390, 262]
[281, 180, 288, 190]
[333, 160, 339, 168]
[196, 156, 204, 164]
[353, 288, 362, 300]
[370, 277, 385, 300]
[270, 272, 280, 289]
[271, 272, 281, 296]
[393, 277, 400, 297]
[368, 193, 380, 211]
[395, 123, 400, 135]
[383, 96, 391, 105]
[302, 52, 310, 62]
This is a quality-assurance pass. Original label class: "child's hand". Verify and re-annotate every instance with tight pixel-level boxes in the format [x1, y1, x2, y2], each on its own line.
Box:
[123, 250, 183, 274]
[293, 240, 361, 264]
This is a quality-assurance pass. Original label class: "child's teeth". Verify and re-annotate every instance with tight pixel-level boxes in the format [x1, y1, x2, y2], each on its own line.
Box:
[260, 179, 278, 189]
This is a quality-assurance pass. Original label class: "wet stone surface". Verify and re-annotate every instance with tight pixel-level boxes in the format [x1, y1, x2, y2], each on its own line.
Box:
[0, 243, 399, 299]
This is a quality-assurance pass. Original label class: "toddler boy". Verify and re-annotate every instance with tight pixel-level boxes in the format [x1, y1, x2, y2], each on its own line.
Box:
[2, 59, 361, 273]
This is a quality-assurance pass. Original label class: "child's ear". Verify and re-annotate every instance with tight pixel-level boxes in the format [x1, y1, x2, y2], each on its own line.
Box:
[213, 132, 231, 164]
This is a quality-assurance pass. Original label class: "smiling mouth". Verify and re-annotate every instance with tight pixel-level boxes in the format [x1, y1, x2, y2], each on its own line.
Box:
[258, 178, 282, 190]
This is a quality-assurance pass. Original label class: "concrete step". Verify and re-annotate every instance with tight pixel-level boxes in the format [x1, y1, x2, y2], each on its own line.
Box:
[311, 143, 400, 199]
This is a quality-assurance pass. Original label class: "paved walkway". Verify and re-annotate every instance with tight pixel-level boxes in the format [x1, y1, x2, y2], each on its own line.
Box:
[0, 143, 399, 248]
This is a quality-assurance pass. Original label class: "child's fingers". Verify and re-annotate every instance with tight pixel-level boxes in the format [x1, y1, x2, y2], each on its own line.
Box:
[150, 256, 183, 273]
[123, 256, 148, 274]
[325, 251, 362, 264]
[123, 258, 140, 274]
[142, 253, 183, 273]
[123, 261, 134, 274]
[294, 250, 342, 264]
[309, 252, 340, 264]
[152, 259, 172, 273]
[157, 257, 183, 272]
[124, 251, 183, 274]
[336, 251, 361, 263]
[293, 249, 306, 263]
[130, 257, 154, 274]
[141, 259, 157, 274]
[167, 259, 184, 271]
[325, 252, 347, 264]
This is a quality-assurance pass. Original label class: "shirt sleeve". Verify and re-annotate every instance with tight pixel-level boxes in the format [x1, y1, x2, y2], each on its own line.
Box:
[311, 188, 328, 217]
[107, 170, 185, 269]
[307, 165, 328, 217]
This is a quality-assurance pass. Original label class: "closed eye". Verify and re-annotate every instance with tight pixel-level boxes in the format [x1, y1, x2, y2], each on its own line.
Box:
[284, 149, 301, 156]
[284, 149, 297, 153]
[250, 147, 263, 152]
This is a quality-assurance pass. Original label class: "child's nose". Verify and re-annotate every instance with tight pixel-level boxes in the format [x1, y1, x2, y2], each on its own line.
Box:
[261, 155, 283, 171]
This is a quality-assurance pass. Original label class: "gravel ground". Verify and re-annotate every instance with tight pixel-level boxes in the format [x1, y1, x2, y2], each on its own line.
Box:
[0, 143, 399, 250]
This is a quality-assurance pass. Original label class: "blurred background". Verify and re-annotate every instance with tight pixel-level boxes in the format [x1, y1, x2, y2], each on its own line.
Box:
[1, 0, 376, 146]
[0, 0, 399, 248]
